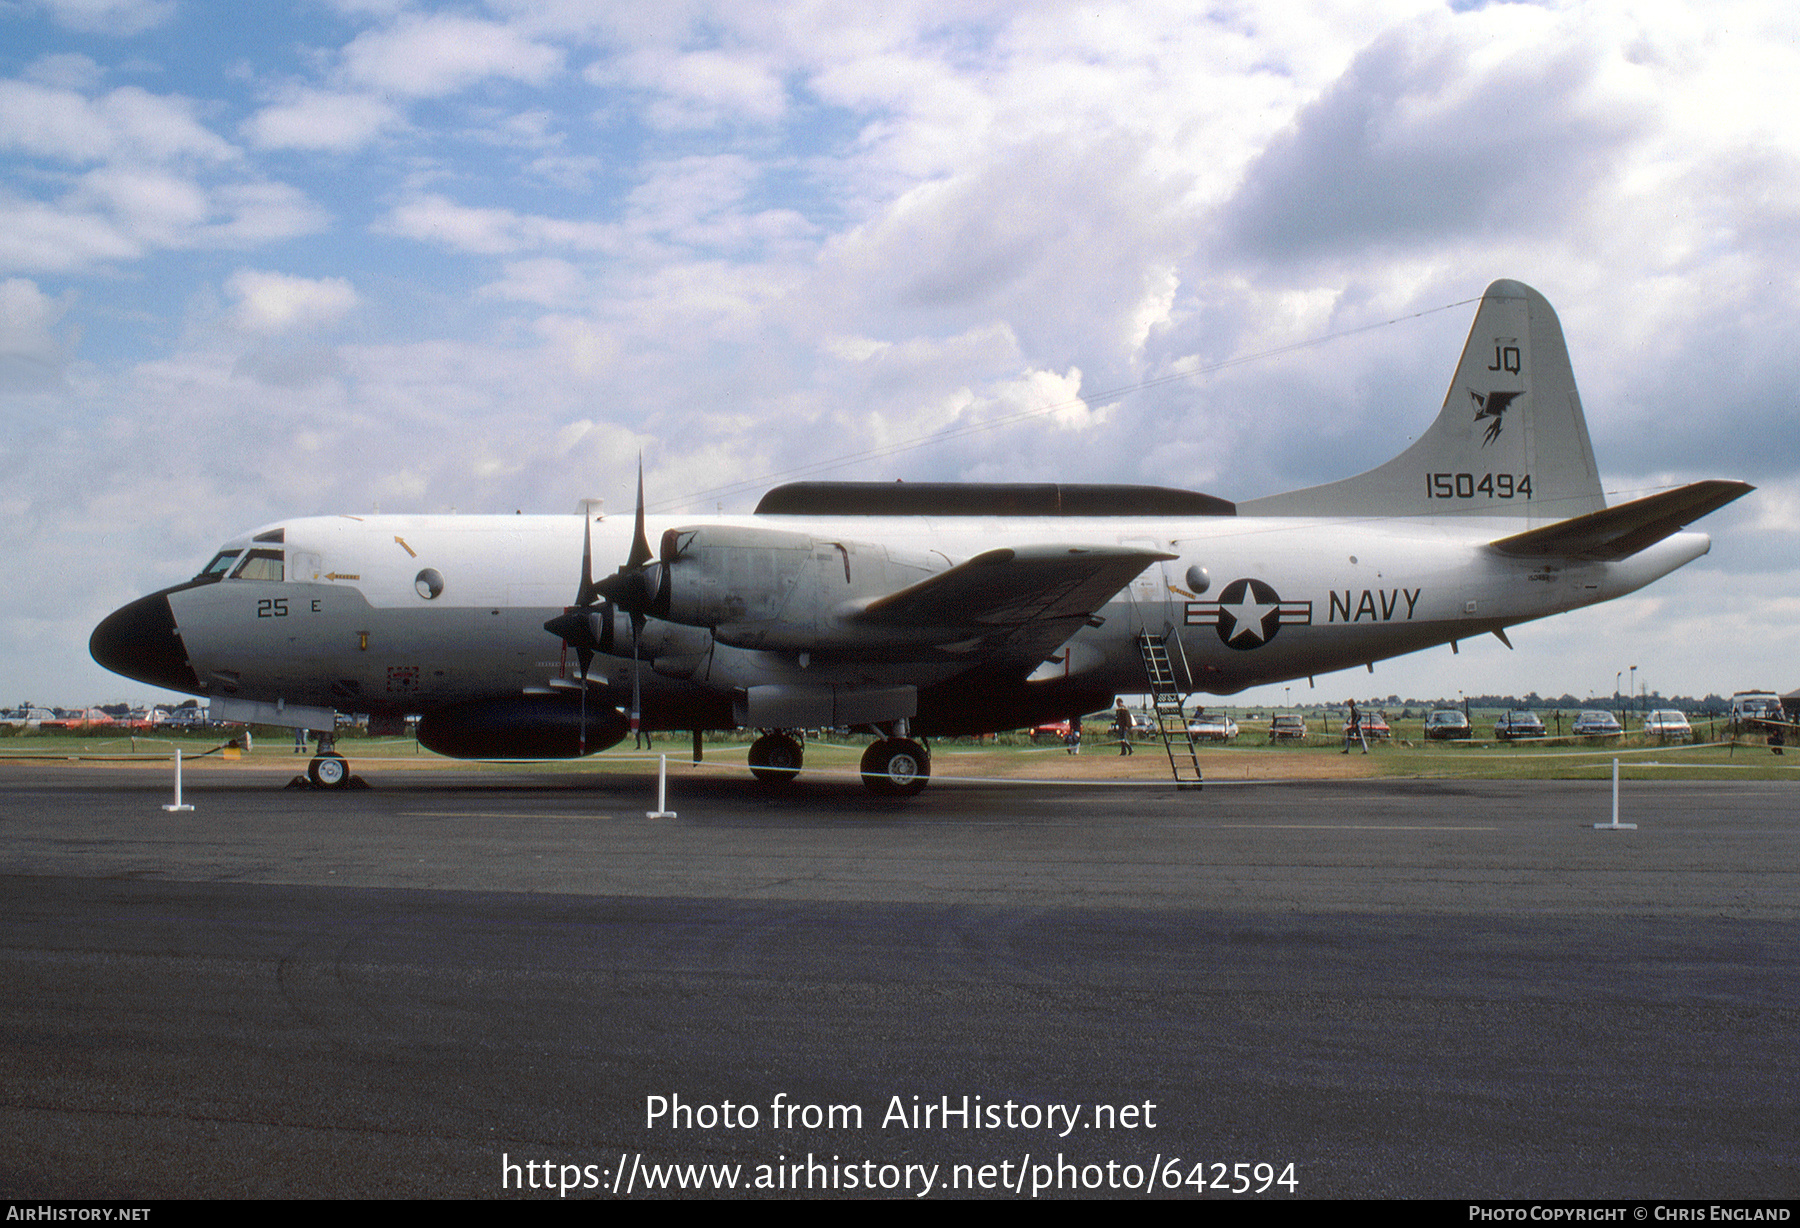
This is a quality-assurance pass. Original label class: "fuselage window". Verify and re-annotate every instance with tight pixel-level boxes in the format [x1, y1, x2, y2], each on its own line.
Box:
[195, 550, 241, 582]
[230, 549, 285, 582]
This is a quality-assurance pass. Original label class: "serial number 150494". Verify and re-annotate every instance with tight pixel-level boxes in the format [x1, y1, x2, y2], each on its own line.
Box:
[1426, 472, 1532, 499]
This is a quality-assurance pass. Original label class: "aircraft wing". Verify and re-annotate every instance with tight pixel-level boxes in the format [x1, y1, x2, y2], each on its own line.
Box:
[1488, 480, 1753, 561]
[852, 543, 1175, 667]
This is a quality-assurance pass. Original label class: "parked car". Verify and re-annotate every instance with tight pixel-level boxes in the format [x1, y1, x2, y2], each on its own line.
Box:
[41, 708, 116, 730]
[1, 705, 54, 729]
[1572, 710, 1622, 738]
[1424, 709, 1471, 740]
[1494, 711, 1546, 741]
[1644, 710, 1693, 742]
[1730, 692, 1783, 732]
[1268, 713, 1307, 741]
[1187, 713, 1239, 742]
[1030, 720, 1072, 744]
[1359, 711, 1391, 740]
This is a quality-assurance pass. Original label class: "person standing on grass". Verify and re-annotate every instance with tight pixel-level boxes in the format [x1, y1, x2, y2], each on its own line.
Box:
[1343, 699, 1368, 754]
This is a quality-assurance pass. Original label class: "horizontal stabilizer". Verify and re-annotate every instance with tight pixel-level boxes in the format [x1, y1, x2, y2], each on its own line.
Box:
[1488, 480, 1753, 561]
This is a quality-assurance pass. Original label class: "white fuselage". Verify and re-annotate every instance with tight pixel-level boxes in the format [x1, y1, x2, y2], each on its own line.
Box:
[159, 509, 1708, 724]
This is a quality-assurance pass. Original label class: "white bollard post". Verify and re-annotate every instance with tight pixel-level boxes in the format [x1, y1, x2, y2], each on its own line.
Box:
[646, 753, 676, 819]
[1592, 756, 1635, 830]
[163, 750, 194, 812]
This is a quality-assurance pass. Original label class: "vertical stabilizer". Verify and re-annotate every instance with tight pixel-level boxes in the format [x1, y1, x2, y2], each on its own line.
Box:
[1239, 280, 1605, 521]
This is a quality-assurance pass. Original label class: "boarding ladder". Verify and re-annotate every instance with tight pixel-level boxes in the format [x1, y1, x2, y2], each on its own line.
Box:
[1137, 632, 1202, 789]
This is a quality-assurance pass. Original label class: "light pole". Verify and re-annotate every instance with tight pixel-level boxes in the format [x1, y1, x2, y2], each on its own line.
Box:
[1616, 670, 1623, 724]
[1630, 665, 1638, 728]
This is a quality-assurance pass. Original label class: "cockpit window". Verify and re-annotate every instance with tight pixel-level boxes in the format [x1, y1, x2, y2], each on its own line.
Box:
[229, 549, 285, 582]
[195, 550, 241, 582]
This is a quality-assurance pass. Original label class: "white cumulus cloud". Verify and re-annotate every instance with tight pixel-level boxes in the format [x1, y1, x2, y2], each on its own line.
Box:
[35, 0, 174, 36]
[0, 81, 237, 166]
[342, 13, 562, 98]
[243, 89, 403, 152]
[226, 268, 359, 335]
[381, 194, 621, 255]
[0, 276, 74, 390]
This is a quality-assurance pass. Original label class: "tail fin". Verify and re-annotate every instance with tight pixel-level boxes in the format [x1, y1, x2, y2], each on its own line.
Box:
[1239, 280, 1605, 521]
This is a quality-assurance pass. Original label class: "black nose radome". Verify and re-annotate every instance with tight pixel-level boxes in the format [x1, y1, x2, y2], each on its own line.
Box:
[90, 591, 200, 693]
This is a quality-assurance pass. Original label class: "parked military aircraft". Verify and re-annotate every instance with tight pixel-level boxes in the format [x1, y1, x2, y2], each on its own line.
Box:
[91, 280, 1749, 795]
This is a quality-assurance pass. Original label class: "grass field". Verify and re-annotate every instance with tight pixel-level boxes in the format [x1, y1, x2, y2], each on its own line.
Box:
[5, 725, 1796, 784]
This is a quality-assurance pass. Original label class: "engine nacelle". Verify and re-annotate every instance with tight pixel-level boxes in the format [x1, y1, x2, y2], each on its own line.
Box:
[655, 525, 939, 650]
[416, 695, 628, 759]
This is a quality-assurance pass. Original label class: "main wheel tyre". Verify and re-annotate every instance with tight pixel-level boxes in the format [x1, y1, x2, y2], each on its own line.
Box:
[747, 733, 803, 786]
[860, 738, 930, 797]
[308, 753, 349, 788]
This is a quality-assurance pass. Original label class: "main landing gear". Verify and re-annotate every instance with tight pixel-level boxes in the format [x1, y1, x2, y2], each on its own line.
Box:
[741, 727, 932, 796]
[747, 731, 804, 785]
[860, 737, 930, 796]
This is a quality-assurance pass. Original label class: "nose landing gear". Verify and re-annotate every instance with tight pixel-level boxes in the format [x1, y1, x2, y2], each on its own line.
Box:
[289, 733, 367, 790]
[307, 751, 350, 788]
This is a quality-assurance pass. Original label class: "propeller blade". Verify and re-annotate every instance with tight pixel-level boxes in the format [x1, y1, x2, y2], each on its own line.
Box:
[625, 459, 652, 570]
[576, 504, 600, 608]
[577, 646, 589, 756]
[630, 611, 644, 736]
[650, 557, 671, 619]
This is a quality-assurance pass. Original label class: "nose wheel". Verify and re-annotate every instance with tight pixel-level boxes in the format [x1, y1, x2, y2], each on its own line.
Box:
[307, 752, 350, 788]
[860, 738, 930, 796]
[289, 733, 364, 790]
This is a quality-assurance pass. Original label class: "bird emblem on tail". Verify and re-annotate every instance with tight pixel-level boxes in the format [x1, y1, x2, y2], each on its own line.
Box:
[1468, 388, 1523, 446]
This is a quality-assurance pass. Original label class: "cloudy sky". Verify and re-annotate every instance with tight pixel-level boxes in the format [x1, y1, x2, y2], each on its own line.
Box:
[5, 0, 1796, 713]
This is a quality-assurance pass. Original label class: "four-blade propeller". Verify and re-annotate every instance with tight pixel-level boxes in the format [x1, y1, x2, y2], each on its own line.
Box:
[590, 464, 667, 617]
[542, 463, 661, 754]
